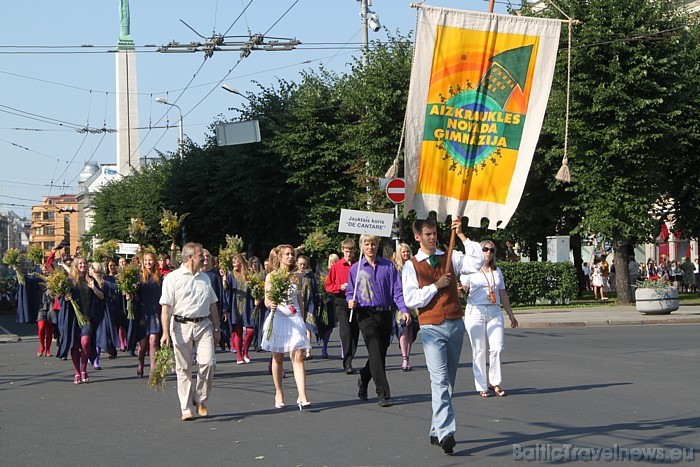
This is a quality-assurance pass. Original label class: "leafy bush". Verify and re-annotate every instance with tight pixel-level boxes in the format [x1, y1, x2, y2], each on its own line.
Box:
[499, 261, 578, 306]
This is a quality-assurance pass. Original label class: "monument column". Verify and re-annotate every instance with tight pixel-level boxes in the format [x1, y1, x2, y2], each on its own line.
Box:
[115, 0, 141, 175]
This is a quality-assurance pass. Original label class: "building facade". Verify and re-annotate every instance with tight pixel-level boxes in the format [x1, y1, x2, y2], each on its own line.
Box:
[30, 195, 80, 258]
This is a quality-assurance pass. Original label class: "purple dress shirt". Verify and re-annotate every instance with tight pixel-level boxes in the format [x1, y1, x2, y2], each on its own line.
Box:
[345, 256, 408, 313]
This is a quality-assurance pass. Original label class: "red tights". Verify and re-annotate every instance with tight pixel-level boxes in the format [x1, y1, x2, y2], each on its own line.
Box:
[37, 320, 54, 355]
[231, 325, 255, 361]
[70, 335, 91, 376]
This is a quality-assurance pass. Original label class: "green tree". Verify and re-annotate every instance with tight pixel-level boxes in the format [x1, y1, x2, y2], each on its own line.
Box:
[527, 0, 700, 304]
[90, 161, 171, 251]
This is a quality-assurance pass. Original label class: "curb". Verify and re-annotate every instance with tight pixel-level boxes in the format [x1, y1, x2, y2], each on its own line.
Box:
[0, 334, 21, 343]
[519, 318, 700, 328]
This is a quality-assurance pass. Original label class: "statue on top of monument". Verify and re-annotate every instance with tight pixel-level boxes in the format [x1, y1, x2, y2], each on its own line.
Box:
[120, 0, 131, 40]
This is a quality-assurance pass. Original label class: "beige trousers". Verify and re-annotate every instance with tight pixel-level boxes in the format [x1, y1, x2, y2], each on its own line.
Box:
[171, 318, 215, 415]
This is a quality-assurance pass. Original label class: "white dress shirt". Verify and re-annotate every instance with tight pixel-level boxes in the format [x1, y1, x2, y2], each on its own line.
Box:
[160, 265, 218, 318]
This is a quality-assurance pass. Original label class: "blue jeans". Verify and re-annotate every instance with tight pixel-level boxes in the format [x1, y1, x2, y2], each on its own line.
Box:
[420, 318, 465, 441]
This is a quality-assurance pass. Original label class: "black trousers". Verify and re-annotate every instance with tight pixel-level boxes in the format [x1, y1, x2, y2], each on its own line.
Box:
[335, 296, 359, 370]
[357, 308, 393, 399]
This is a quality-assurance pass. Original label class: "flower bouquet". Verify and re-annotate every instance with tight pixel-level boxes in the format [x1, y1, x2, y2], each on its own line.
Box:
[247, 270, 265, 320]
[26, 244, 44, 267]
[116, 263, 141, 319]
[147, 345, 175, 393]
[2, 248, 25, 285]
[160, 209, 189, 244]
[92, 239, 120, 264]
[128, 217, 149, 247]
[265, 268, 292, 341]
[45, 270, 87, 327]
[218, 234, 244, 274]
[318, 273, 330, 326]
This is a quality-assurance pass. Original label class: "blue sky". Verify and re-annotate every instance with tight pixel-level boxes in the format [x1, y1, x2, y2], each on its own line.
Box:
[0, 0, 510, 217]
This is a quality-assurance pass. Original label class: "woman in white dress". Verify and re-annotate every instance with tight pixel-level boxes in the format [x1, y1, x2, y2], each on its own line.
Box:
[262, 244, 311, 410]
[462, 240, 518, 397]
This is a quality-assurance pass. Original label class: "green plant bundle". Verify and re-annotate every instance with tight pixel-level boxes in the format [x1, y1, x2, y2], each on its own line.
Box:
[265, 267, 293, 342]
[44, 270, 71, 297]
[160, 209, 189, 243]
[3, 248, 25, 285]
[26, 244, 44, 266]
[267, 268, 292, 306]
[218, 234, 243, 274]
[247, 271, 266, 302]
[147, 345, 175, 393]
[45, 271, 87, 326]
[2, 248, 21, 267]
[128, 217, 149, 246]
[116, 263, 141, 319]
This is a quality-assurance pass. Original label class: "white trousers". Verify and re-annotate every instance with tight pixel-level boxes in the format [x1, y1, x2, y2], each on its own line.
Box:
[464, 304, 504, 392]
[171, 318, 215, 415]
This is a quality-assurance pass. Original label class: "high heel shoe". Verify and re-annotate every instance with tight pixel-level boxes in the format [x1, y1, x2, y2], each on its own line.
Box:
[80, 372, 89, 383]
[74, 374, 81, 385]
[274, 398, 285, 409]
[296, 398, 311, 411]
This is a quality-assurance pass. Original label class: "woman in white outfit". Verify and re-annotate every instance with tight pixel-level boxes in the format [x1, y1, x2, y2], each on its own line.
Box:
[462, 240, 518, 397]
[262, 244, 311, 410]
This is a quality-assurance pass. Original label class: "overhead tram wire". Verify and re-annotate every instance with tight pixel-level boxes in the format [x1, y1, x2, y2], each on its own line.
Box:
[142, 0, 295, 158]
[175, 0, 300, 121]
[223, 0, 255, 36]
[0, 138, 84, 165]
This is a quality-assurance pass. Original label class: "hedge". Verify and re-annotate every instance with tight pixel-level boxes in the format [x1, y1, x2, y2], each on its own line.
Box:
[498, 261, 578, 306]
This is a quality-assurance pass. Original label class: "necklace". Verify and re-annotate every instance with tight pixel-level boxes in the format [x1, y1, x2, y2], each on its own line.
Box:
[480, 267, 497, 303]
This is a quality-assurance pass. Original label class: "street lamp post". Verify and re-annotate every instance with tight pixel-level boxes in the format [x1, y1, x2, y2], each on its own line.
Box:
[155, 97, 184, 158]
[221, 84, 251, 101]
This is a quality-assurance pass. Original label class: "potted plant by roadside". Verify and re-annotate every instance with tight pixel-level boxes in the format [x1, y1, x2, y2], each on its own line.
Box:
[634, 278, 679, 315]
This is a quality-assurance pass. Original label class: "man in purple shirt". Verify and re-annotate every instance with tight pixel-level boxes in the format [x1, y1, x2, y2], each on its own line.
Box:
[347, 234, 410, 407]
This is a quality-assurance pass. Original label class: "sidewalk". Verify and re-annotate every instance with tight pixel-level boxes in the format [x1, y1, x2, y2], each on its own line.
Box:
[514, 302, 700, 328]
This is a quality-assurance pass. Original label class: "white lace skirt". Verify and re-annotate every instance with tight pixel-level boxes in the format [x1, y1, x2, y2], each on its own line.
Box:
[261, 304, 311, 353]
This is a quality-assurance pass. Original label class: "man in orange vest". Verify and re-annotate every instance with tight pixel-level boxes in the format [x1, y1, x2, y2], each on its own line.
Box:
[402, 216, 484, 454]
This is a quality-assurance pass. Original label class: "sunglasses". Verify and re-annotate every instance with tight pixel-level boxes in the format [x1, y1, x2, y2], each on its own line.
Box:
[482, 247, 496, 253]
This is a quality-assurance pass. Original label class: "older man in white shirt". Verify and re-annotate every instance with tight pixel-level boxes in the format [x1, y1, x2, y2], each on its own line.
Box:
[160, 242, 221, 421]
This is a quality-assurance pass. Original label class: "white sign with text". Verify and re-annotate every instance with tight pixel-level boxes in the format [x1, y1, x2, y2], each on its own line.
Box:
[117, 243, 140, 256]
[338, 209, 393, 237]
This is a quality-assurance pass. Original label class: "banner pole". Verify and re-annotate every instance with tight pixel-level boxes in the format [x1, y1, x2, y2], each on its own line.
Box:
[488, 0, 495, 13]
[349, 249, 364, 323]
[445, 219, 456, 276]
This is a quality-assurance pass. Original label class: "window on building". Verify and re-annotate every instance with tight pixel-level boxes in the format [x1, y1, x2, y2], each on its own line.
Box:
[43, 212, 55, 221]
[43, 242, 54, 251]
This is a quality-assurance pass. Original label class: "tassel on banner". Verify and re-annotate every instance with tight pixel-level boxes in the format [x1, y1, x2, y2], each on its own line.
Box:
[555, 156, 571, 183]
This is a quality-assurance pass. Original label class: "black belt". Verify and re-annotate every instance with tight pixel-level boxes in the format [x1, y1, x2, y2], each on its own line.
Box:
[358, 306, 393, 312]
[173, 315, 208, 324]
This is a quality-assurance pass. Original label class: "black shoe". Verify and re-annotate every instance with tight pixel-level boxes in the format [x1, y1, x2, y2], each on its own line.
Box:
[439, 433, 456, 454]
[345, 366, 356, 375]
[378, 397, 392, 407]
[430, 436, 439, 446]
[357, 376, 368, 401]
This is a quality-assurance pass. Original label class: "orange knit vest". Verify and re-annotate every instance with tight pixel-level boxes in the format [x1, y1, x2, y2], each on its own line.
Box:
[410, 255, 463, 325]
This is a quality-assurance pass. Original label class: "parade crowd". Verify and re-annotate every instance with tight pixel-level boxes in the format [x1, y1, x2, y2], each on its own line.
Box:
[21, 216, 522, 455]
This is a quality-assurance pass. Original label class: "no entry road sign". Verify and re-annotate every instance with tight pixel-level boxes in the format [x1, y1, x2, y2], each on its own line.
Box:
[386, 178, 405, 204]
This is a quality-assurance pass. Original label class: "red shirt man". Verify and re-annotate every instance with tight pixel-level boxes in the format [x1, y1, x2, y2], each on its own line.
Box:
[324, 238, 359, 373]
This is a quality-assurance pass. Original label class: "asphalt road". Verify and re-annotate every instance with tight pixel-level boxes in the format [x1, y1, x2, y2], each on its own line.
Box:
[1, 320, 698, 466]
